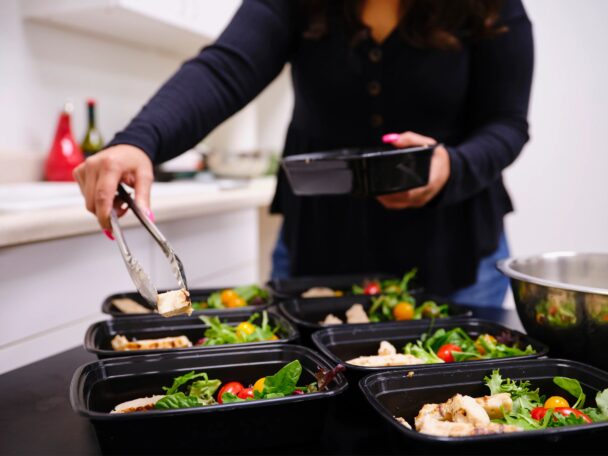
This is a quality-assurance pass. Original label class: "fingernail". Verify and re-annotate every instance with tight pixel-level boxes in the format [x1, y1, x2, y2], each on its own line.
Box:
[382, 133, 400, 143]
[103, 229, 115, 241]
[145, 208, 155, 222]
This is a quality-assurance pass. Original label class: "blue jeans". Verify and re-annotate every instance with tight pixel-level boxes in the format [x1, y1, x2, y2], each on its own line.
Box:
[447, 232, 510, 309]
[271, 225, 291, 280]
[271, 226, 510, 308]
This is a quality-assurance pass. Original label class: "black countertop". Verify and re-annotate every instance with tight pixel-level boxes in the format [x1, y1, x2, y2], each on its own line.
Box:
[0, 307, 603, 456]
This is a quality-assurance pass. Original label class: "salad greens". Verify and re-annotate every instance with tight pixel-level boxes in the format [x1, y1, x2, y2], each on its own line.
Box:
[123, 361, 344, 412]
[361, 269, 450, 322]
[223, 360, 309, 403]
[534, 299, 577, 327]
[484, 369, 608, 430]
[402, 327, 536, 363]
[192, 285, 269, 310]
[155, 372, 221, 409]
[197, 311, 278, 346]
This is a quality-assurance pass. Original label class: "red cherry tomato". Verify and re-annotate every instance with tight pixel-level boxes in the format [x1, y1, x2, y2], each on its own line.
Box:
[237, 387, 254, 400]
[554, 407, 593, 423]
[363, 282, 381, 295]
[436, 344, 462, 363]
[531, 406, 547, 420]
[530, 406, 592, 423]
[218, 381, 244, 404]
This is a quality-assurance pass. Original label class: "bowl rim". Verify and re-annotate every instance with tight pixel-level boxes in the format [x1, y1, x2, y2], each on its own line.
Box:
[281, 144, 436, 163]
[496, 251, 608, 296]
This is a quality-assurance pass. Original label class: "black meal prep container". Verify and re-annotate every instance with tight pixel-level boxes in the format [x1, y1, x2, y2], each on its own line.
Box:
[84, 308, 299, 359]
[309, 318, 546, 454]
[281, 145, 435, 197]
[267, 272, 399, 300]
[312, 318, 548, 386]
[70, 344, 348, 455]
[101, 286, 272, 318]
[279, 292, 473, 346]
[359, 358, 608, 454]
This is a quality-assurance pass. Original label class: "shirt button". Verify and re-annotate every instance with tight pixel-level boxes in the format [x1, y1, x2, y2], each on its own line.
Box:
[368, 81, 381, 96]
[369, 48, 382, 63]
[370, 114, 383, 127]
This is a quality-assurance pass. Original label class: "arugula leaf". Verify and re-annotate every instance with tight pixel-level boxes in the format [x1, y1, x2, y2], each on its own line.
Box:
[403, 341, 444, 364]
[162, 371, 212, 395]
[554, 377, 586, 408]
[189, 378, 221, 405]
[260, 360, 302, 397]
[155, 392, 201, 410]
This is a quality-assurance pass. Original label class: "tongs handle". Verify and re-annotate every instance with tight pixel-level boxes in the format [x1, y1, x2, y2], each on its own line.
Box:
[116, 184, 189, 292]
[117, 185, 167, 250]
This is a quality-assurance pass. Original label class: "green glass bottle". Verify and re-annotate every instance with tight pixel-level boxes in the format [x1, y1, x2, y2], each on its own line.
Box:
[81, 98, 104, 158]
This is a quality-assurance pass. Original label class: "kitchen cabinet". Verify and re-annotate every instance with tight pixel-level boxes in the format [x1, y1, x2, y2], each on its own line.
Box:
[21, 0, 241, 57]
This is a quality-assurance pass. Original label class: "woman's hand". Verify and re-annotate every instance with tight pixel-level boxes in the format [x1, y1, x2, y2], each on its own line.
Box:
[73, 145, 154, 232]
[376, 131, 451, 210]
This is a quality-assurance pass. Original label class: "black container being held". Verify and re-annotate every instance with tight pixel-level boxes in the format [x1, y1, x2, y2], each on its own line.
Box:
[281, 145, 434, 197]
[85, 309, 298, 358]
[70, 345, 347, 454]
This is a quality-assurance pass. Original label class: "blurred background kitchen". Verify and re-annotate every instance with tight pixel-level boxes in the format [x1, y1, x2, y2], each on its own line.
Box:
[0, 0, 607, 373]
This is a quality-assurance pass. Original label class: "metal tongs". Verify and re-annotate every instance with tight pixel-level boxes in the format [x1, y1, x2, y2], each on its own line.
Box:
[110, 184, 189, 308]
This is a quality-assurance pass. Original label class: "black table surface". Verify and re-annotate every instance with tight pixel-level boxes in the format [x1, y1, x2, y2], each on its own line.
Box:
[0, 307, 603, 456]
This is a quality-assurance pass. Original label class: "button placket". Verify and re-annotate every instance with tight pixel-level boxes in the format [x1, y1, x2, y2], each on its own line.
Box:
[367, 46, 384, 129]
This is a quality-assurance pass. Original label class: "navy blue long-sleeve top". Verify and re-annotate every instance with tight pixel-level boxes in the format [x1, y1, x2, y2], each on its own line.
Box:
[108, 0, 534, 294]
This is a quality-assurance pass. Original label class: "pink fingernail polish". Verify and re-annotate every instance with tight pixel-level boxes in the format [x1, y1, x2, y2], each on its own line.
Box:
[103, 229, 115, 241]
[382, 133, 400, 143]
[145, 208, 155, 222]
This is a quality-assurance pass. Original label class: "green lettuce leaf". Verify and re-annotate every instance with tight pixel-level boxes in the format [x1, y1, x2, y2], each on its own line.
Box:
[162, 371, 212, 395]
[260, 360, 302, 397]
[155, 392, 201, 410]
[554, 377, 586, 408]
[189, 378, 221, 405]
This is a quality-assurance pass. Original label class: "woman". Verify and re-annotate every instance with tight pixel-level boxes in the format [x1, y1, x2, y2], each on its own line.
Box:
[74, 0, 533, 308]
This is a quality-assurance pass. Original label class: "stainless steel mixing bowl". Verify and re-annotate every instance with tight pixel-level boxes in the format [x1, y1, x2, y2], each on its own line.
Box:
[497, 252, 608, 369]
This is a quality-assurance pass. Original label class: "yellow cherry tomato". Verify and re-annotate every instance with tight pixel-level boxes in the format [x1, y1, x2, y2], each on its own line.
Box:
[267, 334, 279, 341]
[393, 302, 414, 321]
[226, 296, 247, 308]
[236, 321, 256, 340]
[544, 396, 570, 409]
[474, 334, 497, 355]
[220, 289, 238, 306]
[253, 377, 266, 394]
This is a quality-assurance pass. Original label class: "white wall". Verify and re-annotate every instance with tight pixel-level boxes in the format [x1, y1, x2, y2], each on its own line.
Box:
[0, 0, 181, 157]
[0, 0, 292, 178]
[504, 0, 608, 257]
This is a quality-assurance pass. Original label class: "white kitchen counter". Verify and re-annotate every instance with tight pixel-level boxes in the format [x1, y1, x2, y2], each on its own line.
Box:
[0, 177, 276, 247]
[0, 176, 277, 374]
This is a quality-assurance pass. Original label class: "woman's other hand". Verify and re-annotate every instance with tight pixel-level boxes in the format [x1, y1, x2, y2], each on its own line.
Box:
[73, 145, 154, 232]
[376, 131, 450, 210]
